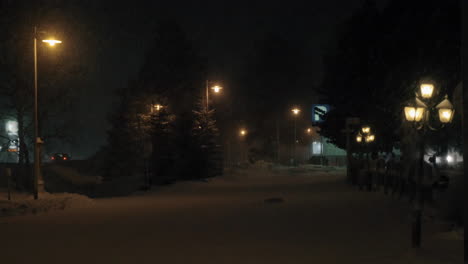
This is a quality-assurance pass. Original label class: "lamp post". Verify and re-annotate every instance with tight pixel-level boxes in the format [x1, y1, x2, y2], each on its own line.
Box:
[305, 128, 313, 161]
[152, 104, 163, 113]
[403, 82, 455, 248]
[33, 26, 62, 199]
[355, 125, 375, 188]
[239, 129, 247, 163]
[145, 102, 164, 188]
[205, 80, 222, 111]
[291, 107, 300, 166]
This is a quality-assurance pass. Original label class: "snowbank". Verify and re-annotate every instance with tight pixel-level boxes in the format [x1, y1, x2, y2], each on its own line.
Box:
[0, 192, 93, 217]
[43, 164, 145, 198]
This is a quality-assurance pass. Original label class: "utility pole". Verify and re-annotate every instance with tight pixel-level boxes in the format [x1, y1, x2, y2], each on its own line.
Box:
[344, 117, 360, 183]
[205, 80, 209, 111]
[293, 117, 297, 166]
[461, 0, 467, 259]
[412, 129, 426, 247]
[33, 26, 39, 200]
[276, 119, 280, 163]
[32, 26, 62, 199]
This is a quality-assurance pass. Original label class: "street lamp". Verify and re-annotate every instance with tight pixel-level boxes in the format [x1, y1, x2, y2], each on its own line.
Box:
[291, 107, 300, 166]
[361, 125, 371, 134]
[33, 26, 62, 200]
[239, 129, 247, 136]
[365, 134, 375, 143]
[403, 82, 455, 248]
[355, 126, 375, 144]
[212, 85, 222, 93]
[435, 96, 455, 123]
[152, 103, 163, 113]
[356, 133, 363, 143]
[238, 128, 248, 164]
[42, 39, 62, 46]
[355, 126, 375, 190]
[205, 80, 223, 111]
[419, 83, 434, 99]
[404, 97, 426, 122]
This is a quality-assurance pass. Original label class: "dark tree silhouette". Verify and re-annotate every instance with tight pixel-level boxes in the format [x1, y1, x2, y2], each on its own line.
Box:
[192, 98, 221, 178]
[238, 32, 308, 161]
[103, 19, 222, 182]
[0, 1, 88, 165]
[319, 0, 460, 151]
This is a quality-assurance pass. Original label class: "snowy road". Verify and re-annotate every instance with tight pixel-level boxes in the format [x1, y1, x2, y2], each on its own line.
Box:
[0, 168, 463, 264]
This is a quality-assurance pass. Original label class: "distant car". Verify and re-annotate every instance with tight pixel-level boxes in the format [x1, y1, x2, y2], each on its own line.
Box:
[50, 153, 71, 161]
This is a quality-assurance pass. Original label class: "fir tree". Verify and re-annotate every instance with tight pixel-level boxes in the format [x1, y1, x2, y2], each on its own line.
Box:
[148, 99, 175, 184]
[192, 98, 222, 178]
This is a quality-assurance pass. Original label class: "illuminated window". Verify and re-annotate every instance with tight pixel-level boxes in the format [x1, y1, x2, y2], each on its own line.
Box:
[6, 120, 19, 136]
[312, 141, 322, 155]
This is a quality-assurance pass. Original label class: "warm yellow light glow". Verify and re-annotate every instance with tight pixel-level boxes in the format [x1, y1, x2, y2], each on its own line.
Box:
[211, 85, 222, 93]
[365, 134, 375, 143]
[356, 134, 362, 143]
[404, 106, 425, 122]
[361, 126, 371, 134]
[240, 129, 247, 136]
[435, 96, 454, 124]
[42, 39, 62, 46]
[420, 83, 434, 99]
[438, 108, 453, 123]
[306, 128, 312, 134]
[291, 108, 300, 115]
[153, 104, 163, 111]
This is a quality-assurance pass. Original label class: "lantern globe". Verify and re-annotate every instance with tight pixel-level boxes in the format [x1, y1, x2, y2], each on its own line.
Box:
[404, 97, 427, 122]
[356, 134, 362, 143]
[435, 95, 454, 123]
[404, 106, 425, 122]
[361, 126, 371, 134]
[365, 134, 375, 143]
[211, 85, 223, 93]
[420, 83, 434, 99]
[438, 109, 454, 123]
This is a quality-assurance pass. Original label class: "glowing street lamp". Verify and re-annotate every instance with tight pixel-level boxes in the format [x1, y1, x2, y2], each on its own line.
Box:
[240, 129, 247, 136]
[355, 126, 375, 191]
[356, 133, 363, 143]
[355, 126, 374, 144]
[211, 85, 222, 93]
[238, 128, 248, 164]
[365, 134, 375, 143]
[42, 39, 62, 46]
[435, 96, 455, 123]
[361, 126, 371, 134]
[419, 83, 434, 99]
[403, 81, 455, 248]
[205, 80, 223, 110]
[290, 107, 301, 166]
[33, 27, 62, 200]
[153, 104, 163, 112]
[404, 97, 427, 123]
[404, 107, 425, 122]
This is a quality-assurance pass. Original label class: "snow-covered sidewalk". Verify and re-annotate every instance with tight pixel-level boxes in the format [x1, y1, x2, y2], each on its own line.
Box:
[0, 190, 93, 217]
[0, 167, 463, 264]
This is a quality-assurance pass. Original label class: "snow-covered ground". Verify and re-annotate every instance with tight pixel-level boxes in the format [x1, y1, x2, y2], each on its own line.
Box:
[0, 191, 93, 217]
[0, 167, 463, 263]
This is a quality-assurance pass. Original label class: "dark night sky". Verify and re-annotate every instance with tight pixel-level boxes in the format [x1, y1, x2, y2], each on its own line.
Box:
[69, 0, 388, 158]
